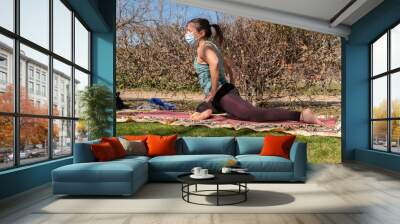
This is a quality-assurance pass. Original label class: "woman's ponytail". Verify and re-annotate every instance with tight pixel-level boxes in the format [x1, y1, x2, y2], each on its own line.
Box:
[210, 24, 223, 46]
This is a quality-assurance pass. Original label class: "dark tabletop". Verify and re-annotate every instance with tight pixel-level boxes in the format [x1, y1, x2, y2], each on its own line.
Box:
[177, 172, 255, 185]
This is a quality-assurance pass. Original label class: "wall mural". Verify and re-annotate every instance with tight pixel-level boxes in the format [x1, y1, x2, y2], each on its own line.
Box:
[120, 0, 340, 163]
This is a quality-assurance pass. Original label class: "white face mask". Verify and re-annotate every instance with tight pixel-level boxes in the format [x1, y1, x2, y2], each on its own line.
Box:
[184, 32, 196, 46]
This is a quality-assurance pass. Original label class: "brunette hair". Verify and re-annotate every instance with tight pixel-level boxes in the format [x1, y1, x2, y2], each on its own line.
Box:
[187, 18, 223, 44]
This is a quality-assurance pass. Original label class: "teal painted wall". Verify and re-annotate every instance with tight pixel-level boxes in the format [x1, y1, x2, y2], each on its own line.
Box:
[0, 158, 72, 199]
[355, 148, 400, 172]
[342, 0, 400, 171]
[92, 32, 116, 135]
[91, 0, 117, 136]
[66, 0, 110, 32]
[0, 0, 116, 200]
[342, 43, 370, 160]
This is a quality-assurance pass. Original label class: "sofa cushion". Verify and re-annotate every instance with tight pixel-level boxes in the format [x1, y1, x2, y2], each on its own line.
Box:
[91, 142, 118, 161]
[53, 159, 147, 183]
[119, 138, 147, 156]
[260, 135, 296, 159]
[236, 155, 293, 172]
[235, 137, 264, 155]
[147, 135, 178, 157]
[149, 154, 235, 172]
[177, 137, 235, 155]
[115, 155, 150, 163]
[123, 135, 148, 141]
[101, 137, 127, 158]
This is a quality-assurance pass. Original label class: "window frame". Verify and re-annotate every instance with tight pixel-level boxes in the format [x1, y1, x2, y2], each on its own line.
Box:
[369, 21, 400, 154]
[0, 0, 92, 171]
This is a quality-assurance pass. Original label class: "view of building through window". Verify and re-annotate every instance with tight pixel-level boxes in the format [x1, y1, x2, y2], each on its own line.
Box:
[0, 0, 91, 170]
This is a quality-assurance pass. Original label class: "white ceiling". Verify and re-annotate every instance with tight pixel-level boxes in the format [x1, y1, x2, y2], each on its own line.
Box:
[226, 0, 352, 22]
[174, 0, 384, 37]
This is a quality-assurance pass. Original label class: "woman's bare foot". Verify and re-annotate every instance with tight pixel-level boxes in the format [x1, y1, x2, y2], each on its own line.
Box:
[190, 112, 203, 121]
[190, 112, 200, 120]
[300, 108, 324, 125]
[190, 110, 213, 121]
[190, 112, 206, 121]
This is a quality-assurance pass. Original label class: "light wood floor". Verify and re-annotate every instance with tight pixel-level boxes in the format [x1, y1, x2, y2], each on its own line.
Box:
[1, 162, 400, 224]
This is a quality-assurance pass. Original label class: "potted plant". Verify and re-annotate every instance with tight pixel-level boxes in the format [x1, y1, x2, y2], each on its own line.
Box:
[79, 84, 114, 140]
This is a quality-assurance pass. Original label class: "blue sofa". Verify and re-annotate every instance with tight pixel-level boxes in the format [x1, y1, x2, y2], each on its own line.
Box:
[52, 137, 307, 196]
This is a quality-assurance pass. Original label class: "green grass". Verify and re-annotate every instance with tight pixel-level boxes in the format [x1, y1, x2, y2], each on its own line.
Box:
[117, 122, 341, 164]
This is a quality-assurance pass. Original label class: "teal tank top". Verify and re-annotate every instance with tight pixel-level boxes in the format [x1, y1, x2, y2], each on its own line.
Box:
[194, 40, 226, 96]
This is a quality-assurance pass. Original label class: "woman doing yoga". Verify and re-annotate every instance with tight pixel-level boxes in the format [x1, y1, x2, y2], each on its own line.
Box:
[184, 18, 323, 125]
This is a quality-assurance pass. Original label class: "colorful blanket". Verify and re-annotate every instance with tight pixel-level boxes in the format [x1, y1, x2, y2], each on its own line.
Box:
[117, 110, 341, 137]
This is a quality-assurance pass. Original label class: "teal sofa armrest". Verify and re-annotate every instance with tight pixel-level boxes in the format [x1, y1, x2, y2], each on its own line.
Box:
[73, 140, 100, 163]
[289, 141, 307, 182]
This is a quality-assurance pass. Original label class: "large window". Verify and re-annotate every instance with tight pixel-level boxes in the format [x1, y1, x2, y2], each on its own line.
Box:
[74, 17, 90, 70]
[0, 0, 14, 32]
[0, 0, 91, 170]
[370, 23, 400, 153]
[20, 0, 49, 49]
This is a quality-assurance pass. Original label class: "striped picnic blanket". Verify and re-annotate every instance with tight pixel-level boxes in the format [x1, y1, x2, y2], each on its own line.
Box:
[117, 110, 340, 137]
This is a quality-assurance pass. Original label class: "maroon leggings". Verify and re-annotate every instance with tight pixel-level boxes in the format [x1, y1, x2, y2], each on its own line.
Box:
[218, 89, 301, 122]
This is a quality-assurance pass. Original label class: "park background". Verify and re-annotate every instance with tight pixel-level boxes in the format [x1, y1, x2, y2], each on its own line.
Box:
[115, 0, 342, 163]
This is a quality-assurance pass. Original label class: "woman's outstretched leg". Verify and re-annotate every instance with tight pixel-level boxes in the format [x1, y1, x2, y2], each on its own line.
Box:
[219, 90, 301, 122]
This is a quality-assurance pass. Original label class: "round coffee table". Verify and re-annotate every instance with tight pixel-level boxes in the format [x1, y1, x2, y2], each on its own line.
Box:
[177, 173, 255, 206]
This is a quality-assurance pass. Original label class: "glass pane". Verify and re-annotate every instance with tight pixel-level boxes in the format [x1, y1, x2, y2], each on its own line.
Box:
[391, 72, 400, 118]
[20, 44, 49, 115]
[75, 120, 88, 143]
[20, 0, 49, 49]
[53, 59, 72, 117]
[372, 33, 387, 76]
[0, 0, 14, 31]
[0, 34, 14, 112]
[53, 119, 72, 157]
[372, 121, 388, 151]
[74, 17, 89, 70]
[0, 116, 14, 170]
[74, 69, 89, 118]
[53, 0, 72, 60]
[391, 120, 400, 153]
[391, 24, 400, 70]
[372, 76, 387, 119]
[20, 117, 49, 165]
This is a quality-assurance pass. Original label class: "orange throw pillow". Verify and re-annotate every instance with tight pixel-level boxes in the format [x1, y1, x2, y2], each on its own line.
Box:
[124, 135, 148, 141]
[146, 135, 178, 157]
[91, 142, 117, 161]
[101, 137, 127, 158]
[259, 134, 296, 159]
